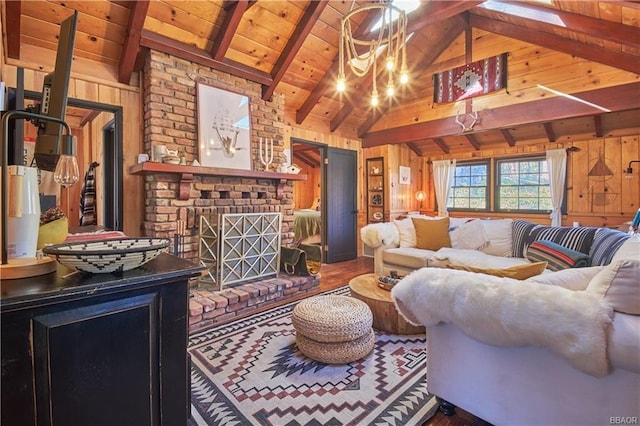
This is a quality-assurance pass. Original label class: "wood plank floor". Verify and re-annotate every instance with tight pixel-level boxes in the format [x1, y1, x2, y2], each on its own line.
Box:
[318, 256, 492, 426]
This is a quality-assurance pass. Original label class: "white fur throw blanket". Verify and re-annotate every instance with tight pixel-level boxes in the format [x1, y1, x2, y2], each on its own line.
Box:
[360, 222, 399, 248]
[391, 268, 614, 377]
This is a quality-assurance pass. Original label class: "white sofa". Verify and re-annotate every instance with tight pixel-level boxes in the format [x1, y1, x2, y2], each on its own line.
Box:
[361, 217, 518, 275]
[361, 217, 631, 276]
[391, 255, 640, 425]
[371, 216, 640, 425]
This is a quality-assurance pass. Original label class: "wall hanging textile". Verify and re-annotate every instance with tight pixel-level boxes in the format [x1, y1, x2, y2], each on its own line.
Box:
[433, 53, 508, 103]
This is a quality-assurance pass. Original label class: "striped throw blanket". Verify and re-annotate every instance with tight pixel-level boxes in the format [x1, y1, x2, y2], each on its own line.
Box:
[79, 161, 99, 226]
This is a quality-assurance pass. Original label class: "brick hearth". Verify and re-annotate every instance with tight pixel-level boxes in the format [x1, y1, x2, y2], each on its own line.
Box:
[188, 274, 319, 333]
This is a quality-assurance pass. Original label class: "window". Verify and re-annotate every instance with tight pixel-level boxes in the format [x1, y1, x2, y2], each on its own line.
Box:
[447, 161, 489, 211]
[496, 157, 552, 212]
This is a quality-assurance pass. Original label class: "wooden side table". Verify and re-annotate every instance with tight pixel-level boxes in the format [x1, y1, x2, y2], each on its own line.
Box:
[348, 273, 425, 335]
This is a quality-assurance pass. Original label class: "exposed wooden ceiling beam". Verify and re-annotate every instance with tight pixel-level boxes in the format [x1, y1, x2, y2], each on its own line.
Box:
[406, 142, 422, 156]
[293, 151, 317, 168]
[262, 1, 327, 101]
[477, 1, 640, 50]
[139, 29, 272, 86]
[362, 82, 640, 147]
[469, 13, 640, 74]
[5, 0, 21, 59]
[295, 8, 381, 125]
[212, 1, 249, 61]
[298, 2, 476, 126]
[594, 115, 604, 138]
[118, 0, 150, 84]
[355, 15, 468, 136]
[358, 108, 386, 139]
[465, 134, 481, 150]
[543, 122, 556, 142]
[405, 1, 482, 33]
[80, 109, 102, 127]
[292, 144, 319, 153]
[433, 138, 450, 154]
[500, 129, 516, 147]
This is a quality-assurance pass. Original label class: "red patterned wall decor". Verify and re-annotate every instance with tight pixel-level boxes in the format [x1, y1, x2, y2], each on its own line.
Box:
[433, 53, 508, 103]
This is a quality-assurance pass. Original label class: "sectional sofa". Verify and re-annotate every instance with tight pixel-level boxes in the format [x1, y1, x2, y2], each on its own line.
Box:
[360, 216, 629, 275]
[361, 217, 640, 425]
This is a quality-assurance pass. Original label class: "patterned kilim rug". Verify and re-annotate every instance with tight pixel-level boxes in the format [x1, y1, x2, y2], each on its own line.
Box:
[188, 286, 438, 426]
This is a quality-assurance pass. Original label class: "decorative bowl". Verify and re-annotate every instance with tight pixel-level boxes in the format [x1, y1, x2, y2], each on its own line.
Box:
[163, 155, 181, 165]
[42, 238, 170, 273]
[377, 274, 404, 291]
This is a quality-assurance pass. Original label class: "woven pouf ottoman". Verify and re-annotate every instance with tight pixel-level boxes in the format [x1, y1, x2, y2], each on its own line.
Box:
[292, 295, 375, 364]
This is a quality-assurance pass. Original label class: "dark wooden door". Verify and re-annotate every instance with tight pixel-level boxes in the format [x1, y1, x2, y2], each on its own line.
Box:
[324, 147, 357, 263]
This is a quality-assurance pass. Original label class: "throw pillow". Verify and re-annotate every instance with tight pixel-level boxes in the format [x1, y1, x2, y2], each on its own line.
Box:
[511, 219, 540, 258]
[611, 233, 640, 263]
[412, 217, 451, 251]
[394, 217, 417, 248]
[479, 218, 513, 257]
[448, 217, 474, 229]
[586, 259, 640, 315]
[449, 219, 490, 250]
[589, 228, 631, 266]
[526, 240, 591, 271]
[446, 261, 548, 280]
[525, 266, 605, 291]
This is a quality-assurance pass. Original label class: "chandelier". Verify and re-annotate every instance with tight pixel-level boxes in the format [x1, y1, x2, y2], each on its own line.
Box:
[337, 1, 409, 107]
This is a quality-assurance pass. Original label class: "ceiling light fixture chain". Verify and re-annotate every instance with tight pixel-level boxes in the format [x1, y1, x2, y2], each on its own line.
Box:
[337, 0, 409, 106]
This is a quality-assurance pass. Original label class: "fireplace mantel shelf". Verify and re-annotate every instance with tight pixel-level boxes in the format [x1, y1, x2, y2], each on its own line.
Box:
[129, 162, 307, 200]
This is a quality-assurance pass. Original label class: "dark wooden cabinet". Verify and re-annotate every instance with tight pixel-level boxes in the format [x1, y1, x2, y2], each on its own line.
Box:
[1, 254, 201, 426]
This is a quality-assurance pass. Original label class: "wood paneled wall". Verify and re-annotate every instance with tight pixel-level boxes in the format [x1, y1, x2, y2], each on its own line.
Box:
[424, 133, 640, 228]
[362, 145, 423, 220]
[371, 29, 639, 136]
[293, 162, 320, 210]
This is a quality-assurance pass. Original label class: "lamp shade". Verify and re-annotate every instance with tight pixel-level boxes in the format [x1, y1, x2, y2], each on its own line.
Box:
[415, 191, 426, 201]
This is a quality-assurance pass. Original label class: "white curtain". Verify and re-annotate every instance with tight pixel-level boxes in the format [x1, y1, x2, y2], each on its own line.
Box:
[433, 159, 456, 217]
[546, 149, 567, 227]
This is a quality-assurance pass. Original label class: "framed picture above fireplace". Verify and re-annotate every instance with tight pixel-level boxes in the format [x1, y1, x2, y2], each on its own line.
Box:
[197, 83, 252, 170]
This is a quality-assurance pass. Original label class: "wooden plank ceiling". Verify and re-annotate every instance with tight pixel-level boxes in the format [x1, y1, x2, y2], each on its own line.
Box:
[3, 0, 639, 156]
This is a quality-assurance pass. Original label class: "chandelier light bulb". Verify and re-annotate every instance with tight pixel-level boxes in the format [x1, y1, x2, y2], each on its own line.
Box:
[336, 76, 346, 93]
[385, 56, 395, 72]
[400, 66, 409, 84]
[386, 83, 395, 97]
[336, 2, 409, 105]
[54, 154, 80, 188]
[371, 90, 379, 107]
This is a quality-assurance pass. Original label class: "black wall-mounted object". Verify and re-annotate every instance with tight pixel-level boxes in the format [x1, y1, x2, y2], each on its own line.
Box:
[33, 11, 78, 172]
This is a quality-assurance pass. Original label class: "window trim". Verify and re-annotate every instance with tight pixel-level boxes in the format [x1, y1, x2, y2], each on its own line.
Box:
[494, 155, 554, 214]
[447, 159, 490, 212]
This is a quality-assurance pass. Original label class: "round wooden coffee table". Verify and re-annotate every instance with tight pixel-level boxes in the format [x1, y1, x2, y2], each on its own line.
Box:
[348, 274, 425, 335]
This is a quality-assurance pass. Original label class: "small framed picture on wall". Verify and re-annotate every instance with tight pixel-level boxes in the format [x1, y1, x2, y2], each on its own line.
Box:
[399, 166, 411, 184]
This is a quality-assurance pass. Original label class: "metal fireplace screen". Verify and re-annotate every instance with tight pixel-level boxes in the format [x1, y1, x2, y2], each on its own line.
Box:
[199, 212, 282, 289]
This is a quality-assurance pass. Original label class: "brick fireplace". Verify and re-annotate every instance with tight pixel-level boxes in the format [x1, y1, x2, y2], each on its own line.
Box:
[140, 51, 295, 257]
[136, 51, 321, 329]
